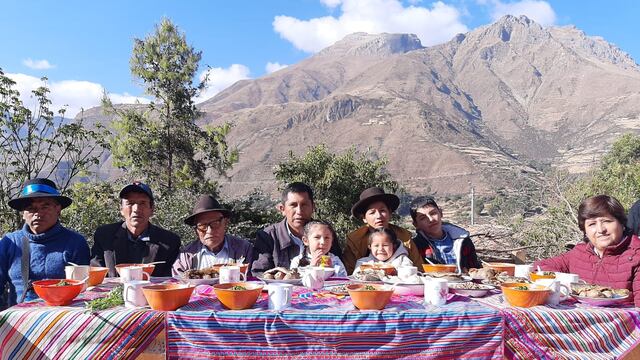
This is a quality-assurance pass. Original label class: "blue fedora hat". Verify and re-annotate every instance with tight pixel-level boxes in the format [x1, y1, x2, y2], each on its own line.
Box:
[8, 178, 72, 211]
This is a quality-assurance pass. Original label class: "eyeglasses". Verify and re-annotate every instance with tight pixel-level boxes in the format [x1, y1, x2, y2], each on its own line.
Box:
[195, 218, 226, 232]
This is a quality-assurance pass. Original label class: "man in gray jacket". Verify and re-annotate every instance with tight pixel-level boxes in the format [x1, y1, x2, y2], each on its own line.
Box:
[172, 195, 252, 276]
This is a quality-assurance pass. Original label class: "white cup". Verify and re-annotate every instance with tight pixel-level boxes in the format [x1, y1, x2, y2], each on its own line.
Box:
[534, 278, 570, 305]
[65, 265, 90, 291]
[124, 280, 150, 308]
[219, 265, 247, 284]
[423, 278, 448, 306]
[302, 267, 325, 290]
[120, 266, 150, 283]
[555, 272, 580, 290]
[397, 266, 418, 281]
[514, 265, 533, 278]
[268, 283, 293, 310]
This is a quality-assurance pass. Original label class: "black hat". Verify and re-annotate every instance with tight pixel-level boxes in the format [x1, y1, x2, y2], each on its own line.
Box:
[119, 182, 154, 202]
[8, 178, 72, 211]
[184, 195, 232, 226]
[351, 187, 400, 218]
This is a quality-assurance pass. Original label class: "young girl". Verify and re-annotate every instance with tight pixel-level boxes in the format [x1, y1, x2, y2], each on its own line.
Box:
[354, 227, 413, 271]
[290, 220, 348, 277]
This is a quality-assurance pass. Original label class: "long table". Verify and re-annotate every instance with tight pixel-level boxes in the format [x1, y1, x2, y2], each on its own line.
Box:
[1, 279, 640, 359]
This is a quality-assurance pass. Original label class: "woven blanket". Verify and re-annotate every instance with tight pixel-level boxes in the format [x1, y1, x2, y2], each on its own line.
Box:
[477, 293, 640, 359]
[0, 281, 165, 360]
[167, 285, 503, 359]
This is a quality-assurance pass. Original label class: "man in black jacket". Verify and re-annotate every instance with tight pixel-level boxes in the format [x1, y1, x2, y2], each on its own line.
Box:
[91, 182, 180, 277]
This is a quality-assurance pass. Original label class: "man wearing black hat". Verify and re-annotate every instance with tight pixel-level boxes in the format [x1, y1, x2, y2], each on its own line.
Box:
[90, 182, 180, 277]
[0, 178, 90, 307]
[172, 195, 253, 276]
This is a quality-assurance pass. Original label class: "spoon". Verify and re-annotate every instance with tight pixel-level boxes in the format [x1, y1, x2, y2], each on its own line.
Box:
[143, 261, 166, 266]
[67, 262, 80, 266]
[424, 258, 436, 265]
[481, 260, 492, 267]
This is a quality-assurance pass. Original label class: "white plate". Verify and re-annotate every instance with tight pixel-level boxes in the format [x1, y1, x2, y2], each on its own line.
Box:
[173, 276, 219, 286]
[256, 276, 302, 285]
[347, 275, 383, 283]
[448, 284, 495, 298]
[423, 274, 472, 284]
[572, 294, 630, 307]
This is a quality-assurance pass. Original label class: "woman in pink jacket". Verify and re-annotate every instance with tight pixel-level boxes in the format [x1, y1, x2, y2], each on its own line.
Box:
[534, 195, 640, 306]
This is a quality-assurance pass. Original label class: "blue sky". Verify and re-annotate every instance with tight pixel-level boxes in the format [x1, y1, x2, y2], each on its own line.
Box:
[1, 0, 639, 117]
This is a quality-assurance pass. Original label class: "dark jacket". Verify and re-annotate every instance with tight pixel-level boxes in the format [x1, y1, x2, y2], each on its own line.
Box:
[91, 221, 180, 277]
[412, 223, 481, 272]
[534, 234, 640, 306]
[172, 235, 253, 277]
[251, 219, 342, 275]
[628, 200, 640, 236]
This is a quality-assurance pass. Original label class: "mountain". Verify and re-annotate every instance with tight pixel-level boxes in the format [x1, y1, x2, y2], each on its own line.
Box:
[85, 16, 640, 198]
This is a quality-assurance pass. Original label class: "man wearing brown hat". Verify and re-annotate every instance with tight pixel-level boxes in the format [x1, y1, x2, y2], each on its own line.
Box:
[172, 195, 253, 276]
[0, 178, 89, 307]
[342, 187, 424, 274]
[90, 182, 180, 277]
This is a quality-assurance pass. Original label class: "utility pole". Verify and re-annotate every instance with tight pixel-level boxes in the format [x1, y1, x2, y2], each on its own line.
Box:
[470, 186, 475, 226]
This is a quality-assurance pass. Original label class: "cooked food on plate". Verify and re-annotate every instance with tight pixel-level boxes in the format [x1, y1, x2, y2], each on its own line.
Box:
[184, 266, 219, 279]
[571, 283, 630, 299]
[262, 267, 301, 280]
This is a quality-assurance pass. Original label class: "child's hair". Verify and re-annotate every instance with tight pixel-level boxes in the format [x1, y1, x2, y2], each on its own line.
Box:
[299, 220, 337, 267]
[367, 227, 400, 250]
[409, 196, 441, 222]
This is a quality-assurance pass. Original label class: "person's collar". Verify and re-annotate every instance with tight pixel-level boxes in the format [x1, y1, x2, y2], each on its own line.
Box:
[22, 221, 64, 242]
[285, 221, 303, 242]
[418, 228, 447, 241]
[122, 221, 151, 242]
[199, 235, 229, 255]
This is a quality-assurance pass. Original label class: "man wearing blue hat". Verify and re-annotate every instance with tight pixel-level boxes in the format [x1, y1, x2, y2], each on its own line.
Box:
[90, 182, 180, 277]
[0, 178, 90, 307]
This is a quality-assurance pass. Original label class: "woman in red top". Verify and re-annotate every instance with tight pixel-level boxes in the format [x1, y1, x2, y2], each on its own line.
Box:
[534, 195, 640, 306]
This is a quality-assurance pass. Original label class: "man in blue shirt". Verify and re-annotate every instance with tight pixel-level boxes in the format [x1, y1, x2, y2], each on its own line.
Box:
[0, 178, 89, 307]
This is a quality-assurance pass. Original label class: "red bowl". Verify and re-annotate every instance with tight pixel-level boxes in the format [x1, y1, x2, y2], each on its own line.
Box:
[32, 279, 84, 306]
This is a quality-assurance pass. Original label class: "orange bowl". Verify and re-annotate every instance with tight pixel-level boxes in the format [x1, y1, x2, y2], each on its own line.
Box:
[115, 263, 155, 277]
[88, 267, 109, 286]
[142, 283, 195, 311]
[347, 284, 395, 310]
[501, 282, 550, 307]
[359, 263, 397, 276]
[32, 279, 84, 306]
[213, 282, 264, 310]
[484, 262, 516, 276]
[529, 271, 556, 282]
[422, 264, 457, 273]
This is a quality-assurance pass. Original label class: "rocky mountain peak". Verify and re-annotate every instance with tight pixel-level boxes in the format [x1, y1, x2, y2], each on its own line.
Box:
[317, 32, 423, 57]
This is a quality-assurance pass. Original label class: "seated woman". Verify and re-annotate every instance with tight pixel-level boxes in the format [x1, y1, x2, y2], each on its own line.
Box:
[172, 195, 253, 277]
[354, 227, 413, 271]
[342, 187, 423, 274]
[533, 195, 640, 306]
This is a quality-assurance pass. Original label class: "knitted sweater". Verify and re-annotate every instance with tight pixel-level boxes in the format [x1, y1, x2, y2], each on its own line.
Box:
[0, 222, 90, 307]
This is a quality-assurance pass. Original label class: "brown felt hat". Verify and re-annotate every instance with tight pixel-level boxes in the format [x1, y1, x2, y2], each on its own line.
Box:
[351, 187, 399, 219]
[184, 195, 232, 226]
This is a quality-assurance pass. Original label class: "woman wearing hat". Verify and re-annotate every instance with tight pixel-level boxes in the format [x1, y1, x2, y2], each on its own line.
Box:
[172, 195, 253, 276]
[342, 187, 424, 274]
[0, 178, 89, 307]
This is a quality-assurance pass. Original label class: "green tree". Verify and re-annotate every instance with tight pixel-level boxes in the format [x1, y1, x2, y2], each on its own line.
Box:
[103, 17, 237, 194]
[274, 145, 399, 246]
[0, 68, 109, 232]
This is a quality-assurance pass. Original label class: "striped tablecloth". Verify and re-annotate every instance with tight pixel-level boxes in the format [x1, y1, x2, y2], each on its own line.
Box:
[477, 292, 640, 359]
[0, 281, 165, 360]
[167, 286, 504, 359]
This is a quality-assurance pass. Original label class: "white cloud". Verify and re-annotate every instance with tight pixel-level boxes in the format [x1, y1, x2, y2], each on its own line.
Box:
[273, 0, 467, 53]
[489, 0, 556, 26]
[23, 58, 55, 70]
[321, 0, 343, 8]
[195, 64, 251, 103]
[265, 62, 288, 74]
[7, 73, 149, 118]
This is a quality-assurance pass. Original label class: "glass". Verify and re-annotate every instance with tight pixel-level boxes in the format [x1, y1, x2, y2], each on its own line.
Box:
[195, 218, 225, 232]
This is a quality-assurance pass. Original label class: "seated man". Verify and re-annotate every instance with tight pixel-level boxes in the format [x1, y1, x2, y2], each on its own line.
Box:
[251, 182, 341, 275]
[91, 182, 180, 277]
[410, 196, 480, 272]
[0, 178, 89, 307]
[172, 195, 253, 276]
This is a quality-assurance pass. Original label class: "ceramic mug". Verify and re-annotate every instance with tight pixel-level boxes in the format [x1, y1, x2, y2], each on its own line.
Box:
[423, 278, 448, 306]
[120, 266, 150, 283]
[554, 272, 581, 290]
[514, 265, 533, 278]
[302, 267, 325, 290]
[534, 278, 570, 305]
[124, 280, 150, 308]
[397, 266, 418, 281]
[268, 283, 293, 310]
[65, 265, 90, 291]
[219, 265, 247, 284]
